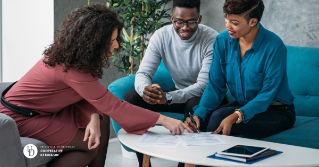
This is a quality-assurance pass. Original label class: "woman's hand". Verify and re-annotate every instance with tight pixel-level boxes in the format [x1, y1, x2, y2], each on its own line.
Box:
[157, 115, 193, 135]
[184, 116, 201, 132]
[84, 113, 101, 150]
[212, 113, 238, 135]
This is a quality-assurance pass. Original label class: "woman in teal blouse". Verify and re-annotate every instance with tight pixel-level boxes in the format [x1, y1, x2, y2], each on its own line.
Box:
[189, 0, 296, 138]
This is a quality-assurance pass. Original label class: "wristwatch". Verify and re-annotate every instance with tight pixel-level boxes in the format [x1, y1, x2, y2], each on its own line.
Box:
[234, 109, 245, 124]
[165, 93, 172, 105]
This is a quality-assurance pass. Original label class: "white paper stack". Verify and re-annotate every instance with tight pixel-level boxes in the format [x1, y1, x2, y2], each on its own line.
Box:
[134, 132, 182, 148]
[176, 132, 227, 146]
[134, 131, 227, 148]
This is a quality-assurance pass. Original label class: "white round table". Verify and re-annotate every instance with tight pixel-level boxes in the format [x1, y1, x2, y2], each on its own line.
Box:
[118, 126, 319, 167]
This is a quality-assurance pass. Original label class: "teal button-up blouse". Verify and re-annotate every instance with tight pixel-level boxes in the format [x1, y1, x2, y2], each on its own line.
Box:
[193, 23, 295, 123]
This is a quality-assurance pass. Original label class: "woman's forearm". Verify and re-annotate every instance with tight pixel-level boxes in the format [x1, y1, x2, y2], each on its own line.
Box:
[91, 113, 100, 121]
[155, 114, 166, 124]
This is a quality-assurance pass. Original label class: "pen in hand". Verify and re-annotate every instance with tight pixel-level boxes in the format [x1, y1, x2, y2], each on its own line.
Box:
[189, 112, 200, 133]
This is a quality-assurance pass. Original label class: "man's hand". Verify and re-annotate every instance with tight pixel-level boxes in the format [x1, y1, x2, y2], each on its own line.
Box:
[212, 112, 239, 135]
[153, 84, 168, 104]
[143, 84, 168, 105]
[143, 84, 162, 104]
[84, 113, 101, 150]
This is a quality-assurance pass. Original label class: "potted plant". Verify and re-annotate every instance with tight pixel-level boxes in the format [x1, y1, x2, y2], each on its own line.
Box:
[89, 0, 172, 75]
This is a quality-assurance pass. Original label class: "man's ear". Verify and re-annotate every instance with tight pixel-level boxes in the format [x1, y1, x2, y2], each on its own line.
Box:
[170, 14, 174, 22]
[249, 18, 258, 27]
[198, 15, 202, 24]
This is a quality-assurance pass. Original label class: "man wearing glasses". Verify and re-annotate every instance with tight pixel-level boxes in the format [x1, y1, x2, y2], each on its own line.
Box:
[124, 0, 225, 166]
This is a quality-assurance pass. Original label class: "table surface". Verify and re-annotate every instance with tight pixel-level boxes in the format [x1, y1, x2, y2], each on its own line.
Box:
[118, 126, 319, 167]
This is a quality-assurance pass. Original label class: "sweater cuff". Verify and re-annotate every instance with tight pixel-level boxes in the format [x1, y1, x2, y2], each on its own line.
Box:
[136, 83, 148, 97]
[168, 90, 186, 104]
[193, 105, 211, 122]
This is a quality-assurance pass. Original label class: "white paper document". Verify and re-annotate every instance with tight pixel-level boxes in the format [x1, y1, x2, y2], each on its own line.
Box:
[176, 132, 227, 146]
[134, 132, 182, 148]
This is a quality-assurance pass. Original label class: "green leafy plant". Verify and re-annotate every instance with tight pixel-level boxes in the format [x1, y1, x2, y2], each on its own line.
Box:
[107, 0, 172, 75]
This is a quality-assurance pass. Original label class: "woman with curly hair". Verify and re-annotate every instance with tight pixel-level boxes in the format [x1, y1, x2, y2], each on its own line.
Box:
[0, 3, 192, 167]
[191, 0, 296, 139]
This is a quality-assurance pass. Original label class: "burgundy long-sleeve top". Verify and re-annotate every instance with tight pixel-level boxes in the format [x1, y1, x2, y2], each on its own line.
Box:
[0, 58, 160, 147]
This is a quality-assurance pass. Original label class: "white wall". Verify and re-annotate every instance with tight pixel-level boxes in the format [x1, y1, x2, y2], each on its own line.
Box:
[2, 0, 54, 82]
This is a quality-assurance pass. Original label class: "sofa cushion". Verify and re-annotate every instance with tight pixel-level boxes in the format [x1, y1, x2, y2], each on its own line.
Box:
[261, 116, 319, 149]
[0, 113, 28, 167]
[158, 112, 184, 121]
[152, 62, 175, 91]
[291, 116, 317, 128]
[20, 137, 59, 167]
[286, 46, 319, 117]
[0, 82, 13, 92]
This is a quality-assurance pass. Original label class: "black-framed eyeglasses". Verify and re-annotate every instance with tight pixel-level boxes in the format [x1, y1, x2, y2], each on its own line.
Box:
[172, 16, 199, 29]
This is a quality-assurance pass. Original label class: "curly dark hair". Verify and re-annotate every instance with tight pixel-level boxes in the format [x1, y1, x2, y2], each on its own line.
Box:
[43, 3, 123, 78]
[173, 0, 201, 13]
[223, 0, 265, 23]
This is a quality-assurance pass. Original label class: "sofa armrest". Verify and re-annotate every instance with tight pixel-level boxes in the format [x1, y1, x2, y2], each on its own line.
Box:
[108, 74, 135, 100]
[152, 62, 175, 91]
[0, 113, 28, 167]
[108, 62, 174, 101]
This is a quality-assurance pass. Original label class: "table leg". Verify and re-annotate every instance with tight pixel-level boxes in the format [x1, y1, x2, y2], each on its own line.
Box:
[142, 154, 151, 167]
[185, 163, 195, 167]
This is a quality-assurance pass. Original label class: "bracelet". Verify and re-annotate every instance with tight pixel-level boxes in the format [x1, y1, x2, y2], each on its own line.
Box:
[234, 109, 245, 124]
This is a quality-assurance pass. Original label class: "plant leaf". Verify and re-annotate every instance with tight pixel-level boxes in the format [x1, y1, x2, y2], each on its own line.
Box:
[132, 32, 140, 42]
[136, 46, 142, 51]
[133, 13, 140, 17]
[109, 0, 172, 75]
[145, 2, 151, 13]
[122, 28, 130, 42]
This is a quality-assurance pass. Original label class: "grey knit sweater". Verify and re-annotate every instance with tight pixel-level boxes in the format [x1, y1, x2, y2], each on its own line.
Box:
[135, 24, 219, 104]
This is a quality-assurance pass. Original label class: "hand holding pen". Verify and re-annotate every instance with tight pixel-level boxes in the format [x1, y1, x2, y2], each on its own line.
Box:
[184, 112, 200, 133]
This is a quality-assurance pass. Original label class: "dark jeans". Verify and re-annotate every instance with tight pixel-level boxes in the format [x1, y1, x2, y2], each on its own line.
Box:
[124, 89, 228, 167]
[207, 101, 296, 138]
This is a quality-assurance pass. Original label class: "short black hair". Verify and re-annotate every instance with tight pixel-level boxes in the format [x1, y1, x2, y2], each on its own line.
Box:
[173, 0, 201, 13]
[223, 0, 265, 23]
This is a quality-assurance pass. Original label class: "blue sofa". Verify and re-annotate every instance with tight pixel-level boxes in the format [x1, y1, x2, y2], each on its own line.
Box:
[108, 45, 319, 152]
